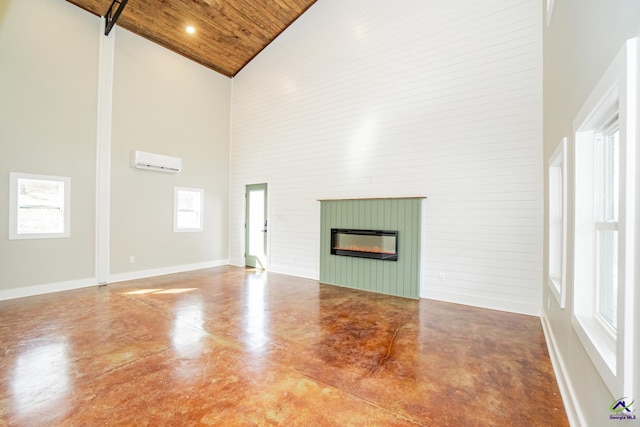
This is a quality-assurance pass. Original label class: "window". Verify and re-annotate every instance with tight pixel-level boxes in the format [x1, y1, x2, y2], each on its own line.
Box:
[174, 187, 203, 232]
[9, 172, 71, 240]
[572, 38, 637, 397]
[548, 138, 567, 307]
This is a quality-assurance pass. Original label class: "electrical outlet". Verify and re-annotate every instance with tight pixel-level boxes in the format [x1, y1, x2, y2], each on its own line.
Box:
[439, 272, 445, 281]
[129, 256, 135, 264]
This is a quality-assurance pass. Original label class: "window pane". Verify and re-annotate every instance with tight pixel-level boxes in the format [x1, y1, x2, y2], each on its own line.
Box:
[178, 191, 199, 211]
[605, 130, 619, 221]
[17, 179, 65, 234]
[596, 228, 618, 329]
[177, 211, 199, 229]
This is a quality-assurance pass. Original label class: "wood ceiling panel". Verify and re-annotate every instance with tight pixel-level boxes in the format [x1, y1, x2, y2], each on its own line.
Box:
[67, 0, 317, 77]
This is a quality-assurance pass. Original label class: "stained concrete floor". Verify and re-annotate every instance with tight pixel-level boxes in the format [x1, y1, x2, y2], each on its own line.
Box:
[0, 266, 568, 426]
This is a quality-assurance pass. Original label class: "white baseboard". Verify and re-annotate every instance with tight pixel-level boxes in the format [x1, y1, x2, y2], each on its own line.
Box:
[421, 288, 540, 316]
[108, 259, 229, 284]
[0, 260, 231, 301]
[229, 256, 245, 267]
[226, 259, 318, 281]
[0, 277, 98, 301]
[540, 313, 585, 427]
[268, 264, 318, 281]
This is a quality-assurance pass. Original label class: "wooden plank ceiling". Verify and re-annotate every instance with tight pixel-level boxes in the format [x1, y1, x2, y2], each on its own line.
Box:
[67, 0, 317, 77]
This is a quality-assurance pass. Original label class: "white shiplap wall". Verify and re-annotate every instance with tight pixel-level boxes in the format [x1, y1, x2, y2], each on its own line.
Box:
[230, 0, 542, 315]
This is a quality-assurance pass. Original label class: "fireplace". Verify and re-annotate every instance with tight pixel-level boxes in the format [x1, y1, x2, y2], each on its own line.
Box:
[330, 228, 398, 261]
[320, 198, 423, 298]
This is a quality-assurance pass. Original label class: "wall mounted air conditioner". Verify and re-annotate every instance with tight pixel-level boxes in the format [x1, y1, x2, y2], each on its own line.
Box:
[130, 150, 182, 173]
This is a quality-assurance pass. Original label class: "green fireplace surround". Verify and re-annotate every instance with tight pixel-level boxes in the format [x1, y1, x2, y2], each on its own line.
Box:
[319, 197, 424, 299]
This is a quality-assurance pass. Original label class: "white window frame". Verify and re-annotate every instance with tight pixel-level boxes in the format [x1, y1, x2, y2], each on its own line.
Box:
[9, 172, 71, 240]
[548, 137, 567, 308]
[173, 187, 204, 232]
[571, 38, 637, 398]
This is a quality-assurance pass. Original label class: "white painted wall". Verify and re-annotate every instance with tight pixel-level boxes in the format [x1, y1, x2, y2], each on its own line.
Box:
[0, 0, 99, 293]
[110, 28, 231, 278]
[0, 0, 232, 298]
[542, 1, 640, 425]
[230, 0, 542, 315]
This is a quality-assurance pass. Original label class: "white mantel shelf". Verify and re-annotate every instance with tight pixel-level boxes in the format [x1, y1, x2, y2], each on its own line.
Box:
[317, 196, 427, 201]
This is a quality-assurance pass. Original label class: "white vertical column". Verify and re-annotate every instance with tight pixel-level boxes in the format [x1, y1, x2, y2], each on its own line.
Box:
[96, 20, 115, 284]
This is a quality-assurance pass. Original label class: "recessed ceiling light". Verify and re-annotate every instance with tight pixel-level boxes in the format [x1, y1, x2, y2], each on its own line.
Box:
[186, 26, 195, 34]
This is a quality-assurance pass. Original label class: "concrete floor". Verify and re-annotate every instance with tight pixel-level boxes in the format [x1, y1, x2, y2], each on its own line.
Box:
[0, 266, 568, 426]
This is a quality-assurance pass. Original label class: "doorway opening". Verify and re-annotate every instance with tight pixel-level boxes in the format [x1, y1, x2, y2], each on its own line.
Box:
[245, 183, 268, 269]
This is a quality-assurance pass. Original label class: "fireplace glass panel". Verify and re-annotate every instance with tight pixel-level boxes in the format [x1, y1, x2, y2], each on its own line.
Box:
[331, 229, 398, 261]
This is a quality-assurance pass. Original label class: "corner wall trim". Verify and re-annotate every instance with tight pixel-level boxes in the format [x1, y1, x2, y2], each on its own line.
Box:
[0, 277, 98, 301]
[96, 18, 115, 284]
[541, 314, 586, 427]
[108, 259, 229, 284]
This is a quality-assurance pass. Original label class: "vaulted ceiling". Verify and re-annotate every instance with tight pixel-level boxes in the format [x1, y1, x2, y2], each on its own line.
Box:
[67, 0, 317, 77]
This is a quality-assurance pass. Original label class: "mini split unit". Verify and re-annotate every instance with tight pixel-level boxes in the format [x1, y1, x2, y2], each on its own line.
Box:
[130, 150, 182, 173]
